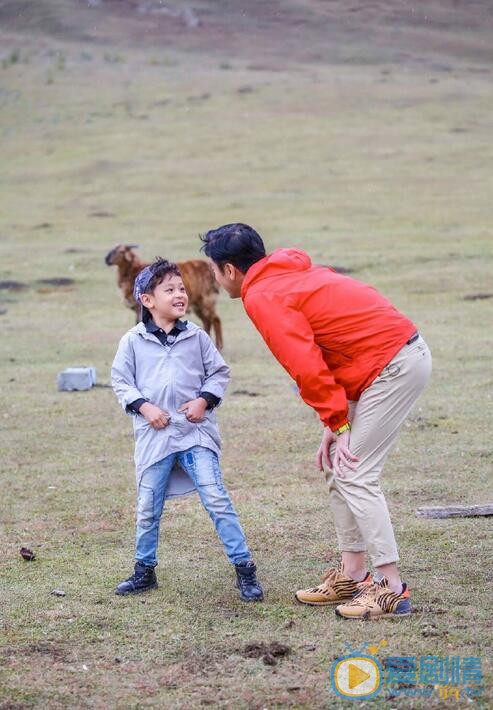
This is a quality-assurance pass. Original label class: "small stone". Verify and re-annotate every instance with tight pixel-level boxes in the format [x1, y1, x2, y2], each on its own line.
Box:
[269, 642, 291, 657]
[51, 589, 66, 597]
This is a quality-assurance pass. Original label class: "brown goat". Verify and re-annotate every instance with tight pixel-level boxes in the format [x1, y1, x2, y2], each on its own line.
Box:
[105, 244, 223, 350]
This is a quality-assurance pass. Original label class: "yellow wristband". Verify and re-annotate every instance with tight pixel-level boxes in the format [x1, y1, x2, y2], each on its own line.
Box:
[335, 422, 351, 436]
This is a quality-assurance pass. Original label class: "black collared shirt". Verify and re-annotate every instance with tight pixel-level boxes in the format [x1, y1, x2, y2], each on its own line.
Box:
[146, 317, 188, 347]
[129, 319, 220, 413]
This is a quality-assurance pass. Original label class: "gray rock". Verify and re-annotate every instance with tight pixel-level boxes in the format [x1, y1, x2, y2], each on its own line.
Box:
[57, 367, 97, 391]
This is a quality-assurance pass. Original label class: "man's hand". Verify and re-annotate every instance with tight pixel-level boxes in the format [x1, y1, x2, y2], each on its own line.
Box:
[332, 430, 359, 479]
[316, 427, 359, 478]
[316, 427, 337, 471]
[139, 402, 171, 430]
[178, 397, 207, 423]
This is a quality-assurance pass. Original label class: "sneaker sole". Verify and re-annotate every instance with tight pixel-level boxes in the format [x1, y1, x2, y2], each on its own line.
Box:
[295, 594, 346, 606]
[114, 582, 158, 596]
[335, 607, 412, 620]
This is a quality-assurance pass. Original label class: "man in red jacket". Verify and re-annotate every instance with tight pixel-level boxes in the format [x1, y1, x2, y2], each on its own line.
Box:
[201, 223, 432, 619]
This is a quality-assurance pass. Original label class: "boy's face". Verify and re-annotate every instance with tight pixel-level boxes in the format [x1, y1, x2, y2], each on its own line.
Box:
[141, 274, 188, 321]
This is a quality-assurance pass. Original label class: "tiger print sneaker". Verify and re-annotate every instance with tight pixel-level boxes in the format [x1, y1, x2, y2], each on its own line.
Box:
[335, 578, 411, 619]
[295, 567, 372, 606]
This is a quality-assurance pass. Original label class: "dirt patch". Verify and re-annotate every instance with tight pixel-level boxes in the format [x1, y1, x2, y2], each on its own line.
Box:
[0, 642, 69, 665]
[27, 643, 68, 660]
[242, 641, 291, 666]
[332, 265, 355, 274]
[232, 390, 261, 397]
[89, 211, 115, 218]
[0, 280, 27, 291]
[32, 222, 53, 230]
[36, 278, 75, 287]
[464, 292, 493, 301]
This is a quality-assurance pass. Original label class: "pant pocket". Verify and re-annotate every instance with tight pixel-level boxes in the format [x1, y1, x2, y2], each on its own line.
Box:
[137, 484, 155, 529]
[184, 448, 218, 487]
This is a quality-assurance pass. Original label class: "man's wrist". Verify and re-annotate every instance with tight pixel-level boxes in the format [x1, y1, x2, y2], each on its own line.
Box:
[334, 422, 351, 436]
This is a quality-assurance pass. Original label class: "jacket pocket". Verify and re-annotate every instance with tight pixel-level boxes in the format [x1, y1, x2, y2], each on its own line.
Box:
[168, 412, 195, 438]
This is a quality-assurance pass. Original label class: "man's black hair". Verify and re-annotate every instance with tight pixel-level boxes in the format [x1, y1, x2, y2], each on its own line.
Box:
[145, 258, 182, 294]
[200, 223, 266, 273]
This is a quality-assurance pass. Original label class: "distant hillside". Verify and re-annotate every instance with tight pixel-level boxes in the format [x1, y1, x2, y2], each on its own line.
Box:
[1, 0, 492, 68]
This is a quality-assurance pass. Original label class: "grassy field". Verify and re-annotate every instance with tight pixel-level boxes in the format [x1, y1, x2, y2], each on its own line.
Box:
[0, 1, 492, 707]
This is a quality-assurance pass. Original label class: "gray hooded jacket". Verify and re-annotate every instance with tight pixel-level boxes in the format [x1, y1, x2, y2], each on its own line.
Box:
[111, 321, 230, 498]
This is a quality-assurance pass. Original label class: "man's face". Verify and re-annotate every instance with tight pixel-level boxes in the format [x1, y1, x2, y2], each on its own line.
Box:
[209, 261, 243, 299]
[141, 274, 189, 319]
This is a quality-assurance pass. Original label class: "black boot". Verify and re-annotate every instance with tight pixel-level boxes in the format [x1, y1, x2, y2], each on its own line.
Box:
[235, 561, 264, 602]
[115, 562, 158, 596]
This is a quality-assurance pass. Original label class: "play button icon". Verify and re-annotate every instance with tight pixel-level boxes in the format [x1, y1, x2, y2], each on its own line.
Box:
[331, 656, 382, 698]
[349, 662, 371, 689]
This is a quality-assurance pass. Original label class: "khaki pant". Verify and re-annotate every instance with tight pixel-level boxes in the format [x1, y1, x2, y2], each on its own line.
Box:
[327, 335, 432, 567]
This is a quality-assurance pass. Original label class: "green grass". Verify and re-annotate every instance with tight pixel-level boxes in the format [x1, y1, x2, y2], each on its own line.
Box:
[1, 1, 492, 707]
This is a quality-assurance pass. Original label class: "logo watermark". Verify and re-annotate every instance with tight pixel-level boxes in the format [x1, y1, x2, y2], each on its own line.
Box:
[330, 640, 483, 700]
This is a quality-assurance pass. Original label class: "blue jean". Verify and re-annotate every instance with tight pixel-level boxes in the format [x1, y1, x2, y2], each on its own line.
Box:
[135, 446, 252, 567]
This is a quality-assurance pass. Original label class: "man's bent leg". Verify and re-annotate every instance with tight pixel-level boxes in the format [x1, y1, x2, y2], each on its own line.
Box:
[332, 337, 432, 584]
[327, 401, 368, 580]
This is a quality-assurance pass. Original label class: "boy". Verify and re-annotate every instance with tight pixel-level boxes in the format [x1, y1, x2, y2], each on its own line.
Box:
[111, 257, 263, 601]
[200, 223, 432, 620]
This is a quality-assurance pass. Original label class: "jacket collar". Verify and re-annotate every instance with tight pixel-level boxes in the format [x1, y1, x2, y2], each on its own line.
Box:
[241, 256, 268, 299]
[132, 319, 196, 342]
[145, 318, 188, 335]
[241, 248, 312, 299]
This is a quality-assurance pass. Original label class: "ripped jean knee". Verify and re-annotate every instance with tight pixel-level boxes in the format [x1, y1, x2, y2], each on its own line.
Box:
[137, 484, 155, 529]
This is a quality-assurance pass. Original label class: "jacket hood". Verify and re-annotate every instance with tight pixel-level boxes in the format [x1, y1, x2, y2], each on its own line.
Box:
[241, 248, 312, 296]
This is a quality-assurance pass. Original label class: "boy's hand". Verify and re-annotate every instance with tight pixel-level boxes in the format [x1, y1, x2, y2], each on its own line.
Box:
[139, 402, 171, 429]
[178, 398, 207, 423]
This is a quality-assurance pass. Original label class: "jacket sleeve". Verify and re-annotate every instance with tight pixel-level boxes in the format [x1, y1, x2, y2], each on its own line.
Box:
[198, 330, 230, 405]
[111, 334, 145, 415]
[244, 293, 349, 431]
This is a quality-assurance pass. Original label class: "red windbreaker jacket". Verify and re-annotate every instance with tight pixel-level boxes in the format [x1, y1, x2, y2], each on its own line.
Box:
[241, 249, 416, 431]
